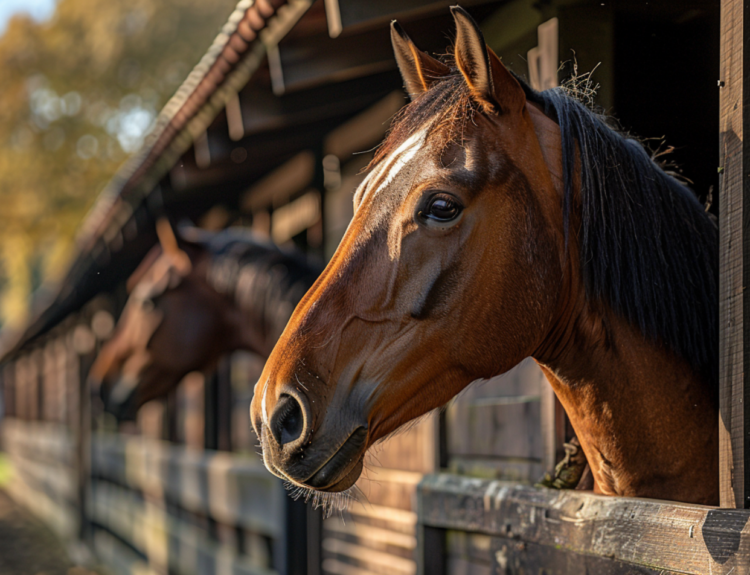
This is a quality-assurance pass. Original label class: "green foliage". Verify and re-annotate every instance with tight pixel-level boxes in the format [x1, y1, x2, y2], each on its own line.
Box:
[0, 453, 12, 487]
[0, 0, 238, 328]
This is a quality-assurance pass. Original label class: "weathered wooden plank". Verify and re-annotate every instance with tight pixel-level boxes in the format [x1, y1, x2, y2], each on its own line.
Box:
[276, 27, 396, 93]
[364, 413, 438, 474]
[445, 556, 491, 575]
[5, 472, 78, 539]
[321, 537, 416, 575]
[91, 480, 276, 575]
[323, 91, 403, 161]
[446, 397, 542, 460]
[7, 452, 76, 503]
[345, 502, 417, 535]
[327, 0, 494, 37]
[491, 539, 676, 575]
[92, 528, 158, 575]
[352, 467, 423, 511]
[325, 517, 416, 558]
[418, 474, 750, 574]
[445, 531, 492, 567]
[719, 0, 750, 510]
[2, 418, 75, 466]
[445, 456, 543, 485]
[91, 432, 284, 537]
[458, 359, 545, 401]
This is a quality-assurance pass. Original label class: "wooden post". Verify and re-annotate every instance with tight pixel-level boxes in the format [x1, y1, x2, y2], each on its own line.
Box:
[719, 0, 750, 508]
[416, 523, 446, 575]
[204, 370, 218, 450]
[75, 330, 97, 542]
[540, 383, 567, 476]
[216, 357, 233, 452]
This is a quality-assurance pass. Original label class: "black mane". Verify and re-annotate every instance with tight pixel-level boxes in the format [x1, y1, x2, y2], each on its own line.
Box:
[180, 227, 322, 337]
[522, 84, 718, 385]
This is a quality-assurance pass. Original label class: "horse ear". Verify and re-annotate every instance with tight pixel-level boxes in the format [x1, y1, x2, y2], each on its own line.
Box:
[391, 20, 450, 99]
[156, 218, 192, 275]
[126, 245, 163, 293]
[450, 6, 525, 114]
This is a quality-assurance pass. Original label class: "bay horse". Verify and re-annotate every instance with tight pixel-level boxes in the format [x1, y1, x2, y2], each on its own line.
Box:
[90, 220, 321, 421]
[250, 7, 718, 507]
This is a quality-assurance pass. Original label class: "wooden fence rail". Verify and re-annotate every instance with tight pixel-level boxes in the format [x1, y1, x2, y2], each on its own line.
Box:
[90, 480, 276, 575]
[417, 474, 750, 575]
[1, 418, 299, 575]
[92, 433, 284, 539]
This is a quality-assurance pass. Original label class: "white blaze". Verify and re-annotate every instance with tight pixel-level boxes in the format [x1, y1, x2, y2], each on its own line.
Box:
[357, 129, 426, 206]
[261, 377, 270, 425]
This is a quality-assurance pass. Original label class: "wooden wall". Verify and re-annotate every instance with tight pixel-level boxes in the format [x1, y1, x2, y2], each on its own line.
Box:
[445, 360, 547, 483]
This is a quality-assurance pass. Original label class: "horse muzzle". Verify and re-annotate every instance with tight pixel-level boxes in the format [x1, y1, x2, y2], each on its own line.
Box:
[257, 388, 368, 492]
[96, 374, 141, 422]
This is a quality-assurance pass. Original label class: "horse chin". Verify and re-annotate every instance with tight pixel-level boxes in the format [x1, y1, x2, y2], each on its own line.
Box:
[100, 378, 140, 422]
[303, 426, 368, 490]
[313, 457, 364, 493]
[265, 426, 368, 493]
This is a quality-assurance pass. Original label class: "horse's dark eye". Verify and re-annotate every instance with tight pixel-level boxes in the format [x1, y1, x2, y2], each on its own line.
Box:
[423, 194, 462, 223]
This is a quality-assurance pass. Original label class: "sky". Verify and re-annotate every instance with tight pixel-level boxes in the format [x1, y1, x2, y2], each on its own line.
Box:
[0, 0, 57, 35]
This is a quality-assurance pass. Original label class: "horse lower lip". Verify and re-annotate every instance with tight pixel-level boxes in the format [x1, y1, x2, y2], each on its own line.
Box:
[305, 427, 367, 489]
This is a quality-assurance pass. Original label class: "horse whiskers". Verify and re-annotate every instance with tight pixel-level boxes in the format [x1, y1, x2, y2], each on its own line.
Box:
[364, 450, 384, 469]
[282, 481, 360, 519]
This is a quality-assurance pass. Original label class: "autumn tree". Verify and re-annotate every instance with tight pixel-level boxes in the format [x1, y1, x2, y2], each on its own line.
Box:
[0, 0, 238, 329]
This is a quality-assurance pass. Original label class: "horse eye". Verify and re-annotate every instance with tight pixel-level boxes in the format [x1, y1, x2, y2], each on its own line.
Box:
[420, 193, 463, 224]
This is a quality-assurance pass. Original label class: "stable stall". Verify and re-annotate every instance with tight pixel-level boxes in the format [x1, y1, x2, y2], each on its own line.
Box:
[0, 1, 733, 574]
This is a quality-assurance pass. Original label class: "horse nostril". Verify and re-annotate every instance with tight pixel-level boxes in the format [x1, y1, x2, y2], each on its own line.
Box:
[271, 394, 305, 446]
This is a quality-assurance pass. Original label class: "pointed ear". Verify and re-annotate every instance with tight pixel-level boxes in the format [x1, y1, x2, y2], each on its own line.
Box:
[391, 20, 450, 99]
[450, 6, 525, 114]
[156, 218, 192, 275]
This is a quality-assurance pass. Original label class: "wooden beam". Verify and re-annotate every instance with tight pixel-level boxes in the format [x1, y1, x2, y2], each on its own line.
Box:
[90, 431, 285, 538]
[226, 92, 245, 142]
[89, 481, 275, 575]
[241, 151, 316, 214]
[329, 0, 492, 36]
[419, 474, 750, 574]
[324, 91, 404, 160]
[719, 0, 750, 509]
[277, 26, 396, 93]
[277, 6, 501, 94]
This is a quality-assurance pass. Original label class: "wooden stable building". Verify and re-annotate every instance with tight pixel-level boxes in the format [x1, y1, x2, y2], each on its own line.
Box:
[0, 0, 741, 574]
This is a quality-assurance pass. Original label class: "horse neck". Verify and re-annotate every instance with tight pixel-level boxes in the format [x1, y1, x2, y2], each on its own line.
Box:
[534, 285, 718, 504]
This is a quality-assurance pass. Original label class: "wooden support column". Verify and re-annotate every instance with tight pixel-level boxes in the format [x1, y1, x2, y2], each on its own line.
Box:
[719, 0, 750, 508]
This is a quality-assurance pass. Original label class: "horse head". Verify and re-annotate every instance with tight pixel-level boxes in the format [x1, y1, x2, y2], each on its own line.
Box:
[90, 220, 245, 420]
[251, 8, 569, 494]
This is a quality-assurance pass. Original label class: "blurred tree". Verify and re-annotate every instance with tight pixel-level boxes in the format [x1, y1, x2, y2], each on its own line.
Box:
[0, 0, 239, 330]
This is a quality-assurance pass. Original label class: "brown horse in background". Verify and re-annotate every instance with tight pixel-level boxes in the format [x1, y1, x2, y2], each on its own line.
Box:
[251, 7, 719, 507]
[90, 220, 321, 421]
